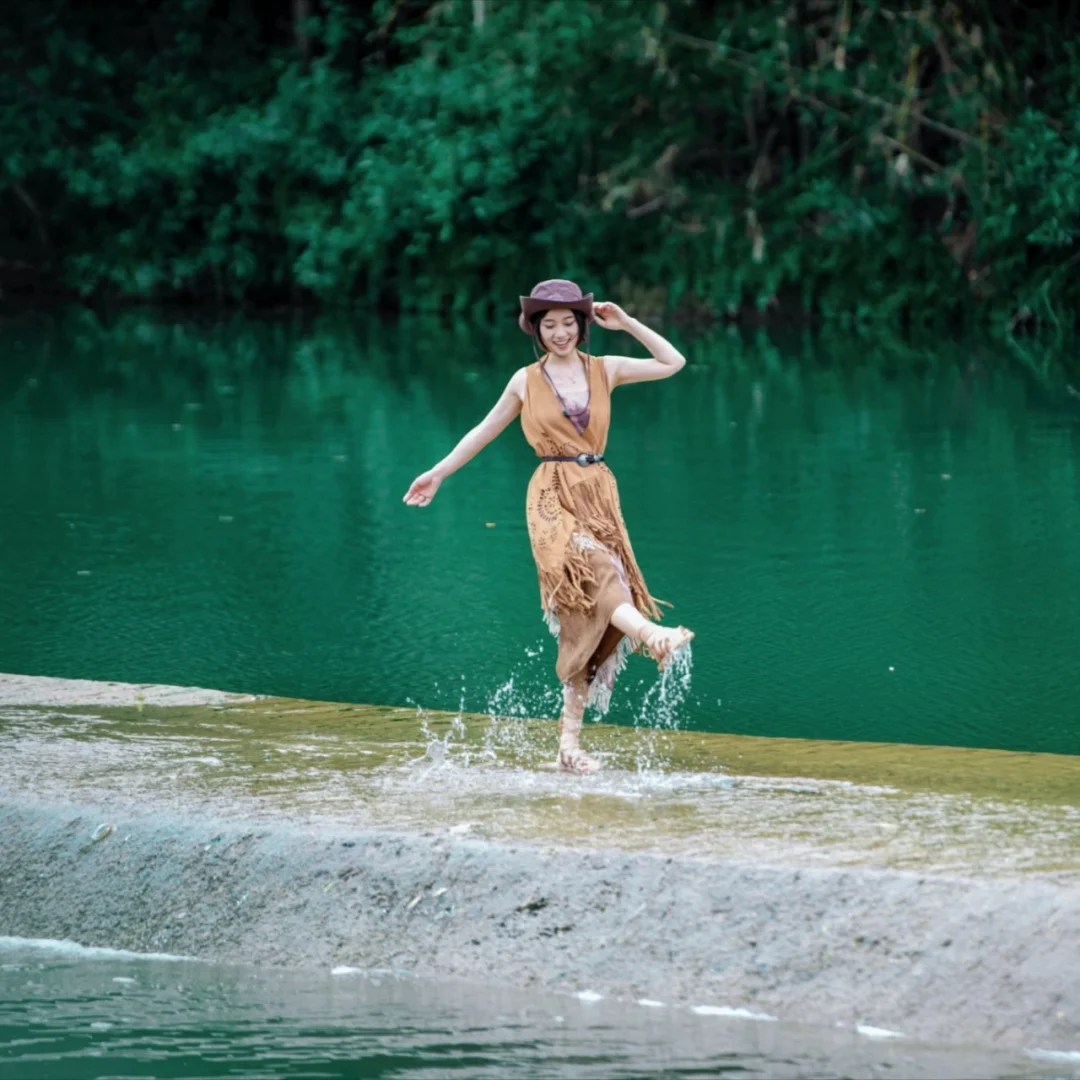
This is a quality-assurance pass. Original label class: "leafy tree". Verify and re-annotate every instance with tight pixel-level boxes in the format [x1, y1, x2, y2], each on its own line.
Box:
[1, 0, 1077, 338]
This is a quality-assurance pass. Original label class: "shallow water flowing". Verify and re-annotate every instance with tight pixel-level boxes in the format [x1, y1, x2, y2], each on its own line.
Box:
[3, 314, 1080, 754]
[3, 698, 1079, 877]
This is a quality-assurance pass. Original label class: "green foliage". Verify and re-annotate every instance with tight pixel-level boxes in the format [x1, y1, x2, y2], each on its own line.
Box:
[1, 0, 1078, 335]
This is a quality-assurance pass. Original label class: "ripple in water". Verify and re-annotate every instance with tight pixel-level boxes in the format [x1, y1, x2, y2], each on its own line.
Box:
[0, 942, 1068, 1080]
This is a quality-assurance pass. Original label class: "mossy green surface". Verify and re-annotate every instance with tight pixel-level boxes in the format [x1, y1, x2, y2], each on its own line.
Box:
[5, 695, 1078, 878]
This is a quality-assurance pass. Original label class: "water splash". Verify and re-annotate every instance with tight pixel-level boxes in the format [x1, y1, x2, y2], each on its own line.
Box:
[646, 644, 695, 728]
[483, 640, 563, 762]
[632, 644, 695, 773]
[412, 687, 472, 770]
[480, 637, 698, 775]
[402, 634, 697, 778]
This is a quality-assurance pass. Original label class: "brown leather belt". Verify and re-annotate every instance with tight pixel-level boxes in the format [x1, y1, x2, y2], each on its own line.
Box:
[540, 453, 605, 466]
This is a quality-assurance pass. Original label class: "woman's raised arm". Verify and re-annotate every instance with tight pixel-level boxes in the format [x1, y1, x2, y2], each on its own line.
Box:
[403, 368, 527, 507]
[593, 301, 686, 387]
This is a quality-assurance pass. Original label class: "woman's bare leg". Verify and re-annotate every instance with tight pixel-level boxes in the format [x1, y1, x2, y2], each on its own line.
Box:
[556, 676, 601, 775]
[610, 602, 694, 669]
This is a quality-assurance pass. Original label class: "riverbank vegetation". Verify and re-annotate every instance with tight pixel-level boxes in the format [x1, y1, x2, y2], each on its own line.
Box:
[2, 1, 1077, 337]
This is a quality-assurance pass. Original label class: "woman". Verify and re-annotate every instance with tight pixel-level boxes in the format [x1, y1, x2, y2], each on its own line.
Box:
[404, 279, 693, 775]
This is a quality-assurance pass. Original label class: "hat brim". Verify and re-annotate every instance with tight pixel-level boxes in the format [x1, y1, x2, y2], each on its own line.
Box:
[519, 293, 594, 334]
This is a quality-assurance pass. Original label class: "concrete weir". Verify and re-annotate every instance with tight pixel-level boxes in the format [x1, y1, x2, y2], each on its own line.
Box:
[1, 673, 1079, 1056]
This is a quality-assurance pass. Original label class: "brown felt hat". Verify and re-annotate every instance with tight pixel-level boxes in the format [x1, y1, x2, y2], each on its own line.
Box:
[518, 279, 594, 334]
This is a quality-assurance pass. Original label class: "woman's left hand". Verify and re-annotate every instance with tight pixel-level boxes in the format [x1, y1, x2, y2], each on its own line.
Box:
[593, 301, 633, 332]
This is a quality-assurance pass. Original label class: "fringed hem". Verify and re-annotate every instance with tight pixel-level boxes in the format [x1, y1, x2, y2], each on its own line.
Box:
[568, 475, 664, 621]
[537, 540, 598, 619]
[587, 632, 634, 714]
[542, 605, 631, 715]
[536, 475, 664, 622]
[542, 531, 639, 716]
[533, 473, 664, 715]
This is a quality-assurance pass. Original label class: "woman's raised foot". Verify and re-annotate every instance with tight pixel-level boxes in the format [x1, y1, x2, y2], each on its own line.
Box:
[638, 624, 695, 670]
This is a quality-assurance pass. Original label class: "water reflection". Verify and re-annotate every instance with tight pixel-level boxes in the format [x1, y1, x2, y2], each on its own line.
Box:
[2, 310, 1080, 754]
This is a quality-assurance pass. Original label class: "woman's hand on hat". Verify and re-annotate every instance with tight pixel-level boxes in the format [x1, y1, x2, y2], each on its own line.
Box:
[404, 469, 442, 507]
[593, 301, 631, 332]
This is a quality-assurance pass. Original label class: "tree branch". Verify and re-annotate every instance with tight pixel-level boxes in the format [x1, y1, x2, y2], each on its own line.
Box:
[666, 30, 978, 147]
[11, 183, 52, 266]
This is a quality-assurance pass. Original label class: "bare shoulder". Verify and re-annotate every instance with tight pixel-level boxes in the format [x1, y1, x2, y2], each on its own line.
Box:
[602, 354, 626, 384]
[507, 366, 529, 400]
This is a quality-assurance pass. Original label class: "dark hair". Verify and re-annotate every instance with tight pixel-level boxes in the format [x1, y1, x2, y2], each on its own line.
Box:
[529, 309, 588, 346]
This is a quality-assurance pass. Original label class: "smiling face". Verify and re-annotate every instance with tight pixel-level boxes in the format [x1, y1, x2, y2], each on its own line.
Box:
[537, 308, 581, 358]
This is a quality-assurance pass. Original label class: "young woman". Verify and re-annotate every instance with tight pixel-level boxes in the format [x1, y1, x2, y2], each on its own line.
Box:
[404, 279, 693, 775]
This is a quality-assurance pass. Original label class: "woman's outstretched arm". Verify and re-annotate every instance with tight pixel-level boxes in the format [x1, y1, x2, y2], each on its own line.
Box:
[593, 301, 686, 387]
[403, 368, 526, 507]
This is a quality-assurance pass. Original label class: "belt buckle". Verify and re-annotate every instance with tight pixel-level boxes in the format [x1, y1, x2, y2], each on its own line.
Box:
[575, 452, 590, 466]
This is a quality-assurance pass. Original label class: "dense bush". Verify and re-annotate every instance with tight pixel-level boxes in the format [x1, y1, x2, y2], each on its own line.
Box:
[1, 0, 1077, 335]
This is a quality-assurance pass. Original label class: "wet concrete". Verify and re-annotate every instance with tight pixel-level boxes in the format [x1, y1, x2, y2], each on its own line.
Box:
[0, 672, 259, 707]
[1, 674, 1079, 1057]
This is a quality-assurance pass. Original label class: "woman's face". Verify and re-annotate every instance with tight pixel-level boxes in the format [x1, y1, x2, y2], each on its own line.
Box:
[538, 308, 580, 358]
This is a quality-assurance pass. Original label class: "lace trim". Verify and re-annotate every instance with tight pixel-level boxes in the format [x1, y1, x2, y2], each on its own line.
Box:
[572, 532, 631, 594]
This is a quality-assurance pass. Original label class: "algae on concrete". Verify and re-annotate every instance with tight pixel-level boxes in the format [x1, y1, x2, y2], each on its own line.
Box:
[2, 680, 1078, 879]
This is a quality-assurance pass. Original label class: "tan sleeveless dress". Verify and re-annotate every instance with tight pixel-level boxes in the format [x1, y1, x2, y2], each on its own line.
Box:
[521, 353, 663, 711]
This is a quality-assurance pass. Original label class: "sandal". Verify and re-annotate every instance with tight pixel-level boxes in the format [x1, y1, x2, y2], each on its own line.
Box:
[637, 624, 695, 670]
[557, 745, 602, 775]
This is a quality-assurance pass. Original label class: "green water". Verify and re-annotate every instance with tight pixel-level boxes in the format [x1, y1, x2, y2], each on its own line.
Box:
[3, 310, 1079, 754]
[0, 942, 1070, 1079]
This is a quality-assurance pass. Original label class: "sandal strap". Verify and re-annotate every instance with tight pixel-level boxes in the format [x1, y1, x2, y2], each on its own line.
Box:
[636, 623, 657, 649]
[559, 745, 598, 766]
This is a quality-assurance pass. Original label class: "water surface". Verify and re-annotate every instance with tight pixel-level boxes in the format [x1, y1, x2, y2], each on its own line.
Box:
[2, 311, 1079, 753]
[0, 941, 1071, 1079]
